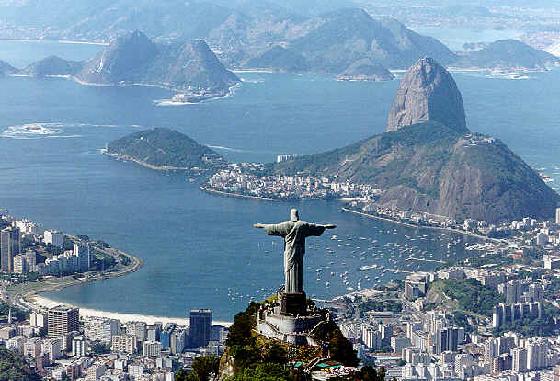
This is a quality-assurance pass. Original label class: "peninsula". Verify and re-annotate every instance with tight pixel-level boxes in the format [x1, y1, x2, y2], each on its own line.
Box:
[207, 58, 560, 224]
[0, 212, 143, 319]
[106, 128, 226, 174]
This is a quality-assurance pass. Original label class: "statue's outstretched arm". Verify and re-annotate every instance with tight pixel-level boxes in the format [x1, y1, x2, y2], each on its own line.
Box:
[323, 224, 337, 229]
[254, 222, 291, 236]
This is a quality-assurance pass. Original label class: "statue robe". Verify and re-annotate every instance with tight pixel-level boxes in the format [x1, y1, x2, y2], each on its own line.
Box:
[263, 221, 327, 294]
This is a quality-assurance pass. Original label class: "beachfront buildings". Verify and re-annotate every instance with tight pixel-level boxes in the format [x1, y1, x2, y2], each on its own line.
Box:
[47, 305, 79, 337]
[0, 226, 20, 272]
[43, 230, 64, 248]
[189, 309, 212, 349]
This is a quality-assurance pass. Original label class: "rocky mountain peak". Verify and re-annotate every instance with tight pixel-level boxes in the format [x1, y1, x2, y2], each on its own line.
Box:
[386, 57, 467, 132]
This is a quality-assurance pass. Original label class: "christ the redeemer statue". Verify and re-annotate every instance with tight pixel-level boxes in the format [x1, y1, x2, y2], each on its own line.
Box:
[254, 209, 336, 295]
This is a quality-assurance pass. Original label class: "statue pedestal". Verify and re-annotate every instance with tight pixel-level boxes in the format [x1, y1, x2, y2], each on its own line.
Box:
[256, 291, 327, 346]
[280, 292, 307, 316]
[257, 309, 325, 346]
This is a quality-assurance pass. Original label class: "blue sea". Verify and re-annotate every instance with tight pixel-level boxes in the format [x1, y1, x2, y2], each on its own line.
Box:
[0, 41, 559, 321]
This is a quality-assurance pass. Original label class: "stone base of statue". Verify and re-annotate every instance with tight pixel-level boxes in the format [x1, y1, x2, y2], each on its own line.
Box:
[280, 292, 307, 316]
[256, 291, 327, 346]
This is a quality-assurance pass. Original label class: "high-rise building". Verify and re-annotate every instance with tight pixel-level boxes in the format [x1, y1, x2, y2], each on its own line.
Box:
[72, 336, 86, 357]
[111, 334, 137, 354]
[526, 338, 548, 371]
[84, 317, 120, 344]
[1, 226, 20, 272]
[493, 302, 543, 328]
[512, 347, 528, 373]
[47, 305, 79, 337]
[189, 309, 212, 348]
[74, 242, 90, 272]
[433, 327, 464, 354]
[143, 340, 162, 357]
[42, 337, 63, 362]
[555, 207, 560, 225]
[13, 255, 27, 274]
[132, 321, 147, 343]
[43, 230, 64, 248]
[147, 323, 162, 342]
[24, 338, 42, 359]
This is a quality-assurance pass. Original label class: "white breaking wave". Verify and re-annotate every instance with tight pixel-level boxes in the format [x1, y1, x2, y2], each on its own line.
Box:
[154, 99, 199, 107]
[0, 123, 63, 139]
[0, 122, 142, 139]
[207, 145, 248, 153]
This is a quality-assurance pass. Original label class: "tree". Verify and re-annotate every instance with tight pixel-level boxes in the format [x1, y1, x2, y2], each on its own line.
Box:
[191, 356, 220, 381]
[328, 331, 359, 367]
[0, 348, 40, 381]
[228, 363, 292, 381]
[358, 366, 386, 381]
[90, 342, 110, 355]
[263, 343, 287, 364]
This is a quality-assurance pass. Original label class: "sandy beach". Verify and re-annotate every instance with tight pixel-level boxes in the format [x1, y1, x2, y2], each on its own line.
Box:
[28, 294, 232, 327]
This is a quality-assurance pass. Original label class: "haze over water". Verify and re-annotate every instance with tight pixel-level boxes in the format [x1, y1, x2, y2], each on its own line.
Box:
[0, 41, 559, 321]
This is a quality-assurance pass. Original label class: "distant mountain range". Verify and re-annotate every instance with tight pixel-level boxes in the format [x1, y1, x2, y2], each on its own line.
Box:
[271, 58, 559, 223]
[0, 31, 240, 97]
[2, 2, 557, 79]
[104, 58, 560, 224]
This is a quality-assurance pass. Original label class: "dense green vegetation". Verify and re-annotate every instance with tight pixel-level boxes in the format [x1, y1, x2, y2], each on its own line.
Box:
[437, 279, 504, 316]
[90, 342, 110, 355]
[176, 356, 220, 381]
[108, 128, 224, 170]
[222, 302, 361, 380]
[226, 363, 293, 381]
[0, 302, 28, 322]
[92, 250, 116, 271]
[272, 120, 559, 223]
[0, 348, 40, 381]
[357, 299, 403, 317]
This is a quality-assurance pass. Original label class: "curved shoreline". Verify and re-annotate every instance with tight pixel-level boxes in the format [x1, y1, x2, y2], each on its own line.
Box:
[341, 208, 505, 243]
[200, 186, 275, 201]
[7, 240, 144, 315]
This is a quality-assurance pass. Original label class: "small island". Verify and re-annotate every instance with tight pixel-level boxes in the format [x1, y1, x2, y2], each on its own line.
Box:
[336, 59, 395, 82]
[106, 128, 227, 174]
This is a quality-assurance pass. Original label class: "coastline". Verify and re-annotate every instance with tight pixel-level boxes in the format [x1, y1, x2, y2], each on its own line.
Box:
[7, 241, 142, 316]
[341, 208, 504, 243]
[6, 238, 234, 326]
[0, 38, 108, 46]
[104, 152, 193, 172]
[200, 186, 275, 201]
[28, 294, 232, 327]
[71, 76, 239, 104]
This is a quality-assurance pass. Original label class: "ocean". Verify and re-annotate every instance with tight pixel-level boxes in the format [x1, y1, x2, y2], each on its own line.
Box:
[0, 41, 558, 321]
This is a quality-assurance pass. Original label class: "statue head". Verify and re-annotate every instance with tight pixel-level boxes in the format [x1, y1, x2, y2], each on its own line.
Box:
[290, 209, 300, 222]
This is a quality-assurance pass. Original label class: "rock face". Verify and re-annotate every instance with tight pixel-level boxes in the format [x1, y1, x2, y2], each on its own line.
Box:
[77, 31, 239, 94]
[273, 57, 559, 223]
[386, 57, 467, 133]
[22, 56, 83, 77]
[274, 122, 559, 223]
